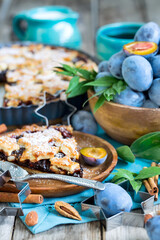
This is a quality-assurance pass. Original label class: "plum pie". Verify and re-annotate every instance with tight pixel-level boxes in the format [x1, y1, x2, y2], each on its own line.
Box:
[0, 44, 97, 107]
[0, 124, 82, 177]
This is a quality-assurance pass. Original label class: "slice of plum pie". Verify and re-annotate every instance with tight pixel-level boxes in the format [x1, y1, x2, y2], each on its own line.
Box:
[0, 124, 82, 177]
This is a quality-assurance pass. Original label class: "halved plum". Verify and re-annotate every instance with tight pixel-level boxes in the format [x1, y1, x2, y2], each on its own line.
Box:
[80, 147, 107, 166]
[123, 41, 158, 58]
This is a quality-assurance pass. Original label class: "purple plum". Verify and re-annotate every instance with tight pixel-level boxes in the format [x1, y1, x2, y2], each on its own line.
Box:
[71, 110, 97, 135]
[94, 183, 132, 217]
[148, 78, 160, 106]
[122, 55, 153, 91]
[145, 215, 160, 240]
[113, 86, 145, 107]
[108, 51, 126, 79]
[134, 22, 160, 44]
[80, 147, 107, 166]
[142, 100, 159, 108]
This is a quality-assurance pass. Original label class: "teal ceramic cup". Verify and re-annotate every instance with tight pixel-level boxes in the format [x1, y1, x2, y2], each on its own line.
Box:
[13, 6, 82, 49]
[96, 22, 143, 60]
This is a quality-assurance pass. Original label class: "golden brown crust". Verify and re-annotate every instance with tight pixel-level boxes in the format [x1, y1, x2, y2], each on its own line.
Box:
[0, 44, 97, 107]
[0, 124, 80, 175]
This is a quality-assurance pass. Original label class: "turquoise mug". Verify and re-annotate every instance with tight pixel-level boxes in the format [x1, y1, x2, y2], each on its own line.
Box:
[96, 22, 143, 60]
[13, 6, 82, 49]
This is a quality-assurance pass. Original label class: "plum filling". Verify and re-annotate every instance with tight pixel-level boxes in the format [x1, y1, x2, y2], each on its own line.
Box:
[0, 70, 7, 82]
[54, 126, 72, 138]
[18, 159, 51, 172]
[0, 151, 7, 161]
[45, 92, 58, 102]
[11, 148, 25, 160]
[72, 56, 87, 63]
[15, 159, 82, 177]
[0, 149, 82, 177]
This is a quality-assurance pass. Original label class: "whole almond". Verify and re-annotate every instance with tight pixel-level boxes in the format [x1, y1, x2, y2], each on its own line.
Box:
[55, 201, 81, 221]
[144, 214, 153, 224]
[25, 211, 38, 226]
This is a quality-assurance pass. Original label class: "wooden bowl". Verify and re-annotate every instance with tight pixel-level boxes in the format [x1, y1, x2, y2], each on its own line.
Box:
[88, 89, 160, 145]
[0, 131, 117, 197]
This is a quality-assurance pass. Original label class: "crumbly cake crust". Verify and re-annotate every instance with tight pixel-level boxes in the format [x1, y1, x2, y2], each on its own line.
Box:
[0, 124, 81, 176]
[0, 44, 97, 107]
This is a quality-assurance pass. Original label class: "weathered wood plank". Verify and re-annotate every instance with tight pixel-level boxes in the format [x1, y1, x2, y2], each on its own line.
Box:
[12, 218, 101, 240]
[102, 205, 160, 240]
[104, 226, 149, 240]
[0, 204, 15, 240]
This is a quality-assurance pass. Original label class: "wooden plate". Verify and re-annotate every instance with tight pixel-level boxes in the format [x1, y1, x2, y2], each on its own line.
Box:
[1, 131, 118, 197]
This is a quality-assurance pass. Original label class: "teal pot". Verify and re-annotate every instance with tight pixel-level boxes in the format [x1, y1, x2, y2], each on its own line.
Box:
[13, 6, 82, 49]
[96, 22, 143, 60]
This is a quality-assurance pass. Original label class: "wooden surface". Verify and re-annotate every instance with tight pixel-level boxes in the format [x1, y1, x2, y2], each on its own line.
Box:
[1, 0, 160, 239]
[2, 205, 160, 240]
[88, 89, 160, 145]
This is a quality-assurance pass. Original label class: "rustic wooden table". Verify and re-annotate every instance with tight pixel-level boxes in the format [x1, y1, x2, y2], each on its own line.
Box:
[1, 203, 160, 240]
[0, 0, 160, 239]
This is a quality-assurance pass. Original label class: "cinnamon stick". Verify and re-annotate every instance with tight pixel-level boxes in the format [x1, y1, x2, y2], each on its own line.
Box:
[0, 192, 43, 204]
[148, 178, 158, 194]
[151, 162, 159, 201]
[143, 179, 153, 195]
[143, 167, 158, 195]
[0, 124, 7, 134]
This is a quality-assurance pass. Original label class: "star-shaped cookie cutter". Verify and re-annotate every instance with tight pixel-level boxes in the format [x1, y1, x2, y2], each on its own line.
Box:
[35, 90, 77, 127]
[0, 170, 31, 216]
[81, 180, 154, 231]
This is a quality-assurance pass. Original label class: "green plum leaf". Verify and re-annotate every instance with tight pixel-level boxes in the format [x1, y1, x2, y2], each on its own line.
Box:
[84, 76, 117, 87]
[93, 94, 106, 113]
[61, 64, 77, 74]
[54, 63, 127, 111]
[129, 180, 142, 193]
[135, 166, 160, 180]
[75, 68, 96, 80]
[131, 132, 160, 161]
[67, 82, 89, 98]
[116, 146, 135, 163]
[112, 169, 135, 180]
[55, 70, 74, 77]
[66, 76, 80, 94]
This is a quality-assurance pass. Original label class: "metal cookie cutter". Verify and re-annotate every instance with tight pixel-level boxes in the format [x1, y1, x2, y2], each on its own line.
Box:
[0, 170, 31, 216]
[35, 90, 77, 126]
[81, 180, 154, 231]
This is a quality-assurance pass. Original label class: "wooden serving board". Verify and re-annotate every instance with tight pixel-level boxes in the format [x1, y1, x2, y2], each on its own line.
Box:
[0, 131, 118, 197]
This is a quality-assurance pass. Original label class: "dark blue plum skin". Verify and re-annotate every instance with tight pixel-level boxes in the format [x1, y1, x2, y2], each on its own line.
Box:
[113, 87, 145, 107]
[94, 183, 132, 217]
[94, 72, 111, 94]
[108, 51, 126, 79]
[71, 110, 97, 135]
[148, 78, 160, 106]
[82, 154, 107, 166]
[122, 55, 153, 91]
[145, 216, 160, 240]
[142, 99, 159, 108]
[98, 61, 110, 73]
[150, 55, 160, 78]
[134, 22, 160, 44]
